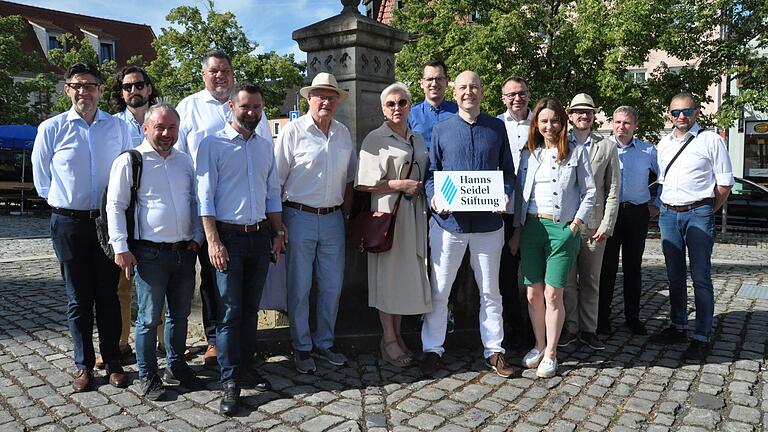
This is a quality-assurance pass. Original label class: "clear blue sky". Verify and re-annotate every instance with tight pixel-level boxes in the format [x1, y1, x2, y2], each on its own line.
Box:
[11, 0, 366, 61]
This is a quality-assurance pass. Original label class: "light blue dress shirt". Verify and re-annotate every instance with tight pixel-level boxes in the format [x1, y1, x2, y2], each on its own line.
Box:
[113, 109, 144, 147]
[196, 124, 282, 225]
[408, 99, 458, 149]
[612, 136, 659, 204]
[32, 108, 132, 210]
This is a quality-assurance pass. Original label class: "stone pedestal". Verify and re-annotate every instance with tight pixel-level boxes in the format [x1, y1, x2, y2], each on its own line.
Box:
[293, 1, 409, 148]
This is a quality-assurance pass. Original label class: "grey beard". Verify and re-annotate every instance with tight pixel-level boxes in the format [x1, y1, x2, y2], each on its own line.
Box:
[235, 117, 259, 132]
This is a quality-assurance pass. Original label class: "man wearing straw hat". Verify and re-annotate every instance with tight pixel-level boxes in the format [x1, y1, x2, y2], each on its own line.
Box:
[561, 93, 620, 351]
[275, 72, 356, 374]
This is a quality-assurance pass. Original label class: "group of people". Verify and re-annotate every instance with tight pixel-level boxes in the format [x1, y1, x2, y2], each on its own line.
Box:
[31, 51, 733, 416]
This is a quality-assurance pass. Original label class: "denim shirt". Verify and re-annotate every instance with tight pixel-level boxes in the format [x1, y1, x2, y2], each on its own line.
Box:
[513, 142, 596, 227]
[425, 113, 515, 233]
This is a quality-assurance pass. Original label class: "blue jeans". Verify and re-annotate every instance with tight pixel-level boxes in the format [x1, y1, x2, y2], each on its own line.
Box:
[133, 244, 196, 379]
[215, 228, 271, 384]
[284, 207, 345, 352]
[659, 203, 716, 342]
[50, 213, 121, 370]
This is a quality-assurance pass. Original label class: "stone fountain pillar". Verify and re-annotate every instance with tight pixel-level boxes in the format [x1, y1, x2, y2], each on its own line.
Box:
[292, 0, 409, 148]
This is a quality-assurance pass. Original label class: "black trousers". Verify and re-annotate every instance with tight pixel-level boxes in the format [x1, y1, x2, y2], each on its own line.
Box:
[499, 215, 527, 346]
[598, 204, 650, 328]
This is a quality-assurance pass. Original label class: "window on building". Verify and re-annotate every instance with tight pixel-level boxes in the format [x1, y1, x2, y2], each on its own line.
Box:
[100, 42, 115, 62]
[627, 69, 646, 83]
[273, 121, 280, 137]
[48, 34, 63, 51]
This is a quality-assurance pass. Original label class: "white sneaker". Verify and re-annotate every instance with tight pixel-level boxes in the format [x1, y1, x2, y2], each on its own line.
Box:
[536, 356, 557, 378]
[523, 348, 545, 369]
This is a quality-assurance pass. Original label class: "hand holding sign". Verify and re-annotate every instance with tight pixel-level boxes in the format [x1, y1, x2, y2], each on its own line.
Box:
[433, 171, 506, 212]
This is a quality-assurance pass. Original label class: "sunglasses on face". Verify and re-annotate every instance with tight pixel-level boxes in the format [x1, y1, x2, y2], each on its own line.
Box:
[121, 81, 146, 92]
[385, 99, 409, 109]
[65, 82, 99, 91]
[670, 108, 695, 118]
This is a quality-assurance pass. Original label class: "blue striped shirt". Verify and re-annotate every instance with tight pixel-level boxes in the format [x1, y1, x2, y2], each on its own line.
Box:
[613, 136, 659, 204]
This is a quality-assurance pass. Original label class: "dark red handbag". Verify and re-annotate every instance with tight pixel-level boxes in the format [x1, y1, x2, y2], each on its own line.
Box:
[349, 138, 415, 253]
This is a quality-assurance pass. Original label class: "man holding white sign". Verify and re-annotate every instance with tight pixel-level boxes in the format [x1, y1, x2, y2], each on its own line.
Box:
[421, 71, 519, 378]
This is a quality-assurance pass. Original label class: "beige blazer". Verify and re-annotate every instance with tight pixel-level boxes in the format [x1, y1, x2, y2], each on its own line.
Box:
[572, 133, 620, 235]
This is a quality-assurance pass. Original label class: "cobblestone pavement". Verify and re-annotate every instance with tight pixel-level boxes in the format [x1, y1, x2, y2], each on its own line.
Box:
[1, 214, 767, 431]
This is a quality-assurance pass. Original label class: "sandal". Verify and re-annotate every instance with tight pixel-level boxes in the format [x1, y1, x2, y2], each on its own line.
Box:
[380, 339, 413, 368]
[396, 335, 413, 357]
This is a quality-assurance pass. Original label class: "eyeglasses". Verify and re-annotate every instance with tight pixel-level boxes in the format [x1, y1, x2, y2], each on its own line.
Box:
[65, 82, 99, 91]
[311, 95, 339, 102]
[121, 81, 146, 92]
[385, 99, 409, 109]
[670, 108, 695, 118]
[502, 91, 529, 98]
[421, 76, 447, 83]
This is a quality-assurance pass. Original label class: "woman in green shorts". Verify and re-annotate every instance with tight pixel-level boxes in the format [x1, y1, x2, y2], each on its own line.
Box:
[509, 98, 595, 378]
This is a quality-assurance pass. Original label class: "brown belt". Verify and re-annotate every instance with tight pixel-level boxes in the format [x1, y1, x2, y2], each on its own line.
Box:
[530, 213, 555, 221]
[663, 198, 714, 212]
[217, 220, 270, 233]
[284, 201, 340, 215]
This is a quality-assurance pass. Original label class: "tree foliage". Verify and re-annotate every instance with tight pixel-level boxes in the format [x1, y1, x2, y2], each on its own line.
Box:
[147, 0, 304, 118]
[393, 0, 768, 139]
[0, 15, 57, 125]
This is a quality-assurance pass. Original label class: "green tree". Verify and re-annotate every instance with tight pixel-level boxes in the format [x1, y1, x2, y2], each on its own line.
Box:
[0, 15, 57, 125]
[147, 0, 304, 118]
[393, 0, 768, 139]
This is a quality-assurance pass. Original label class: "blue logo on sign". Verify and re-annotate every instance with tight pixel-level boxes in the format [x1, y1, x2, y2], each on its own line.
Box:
[441, 176, 458, 204]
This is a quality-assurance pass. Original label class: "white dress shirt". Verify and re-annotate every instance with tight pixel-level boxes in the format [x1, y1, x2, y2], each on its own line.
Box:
[497, 108, 531, 172]
[32, 108, 132, 210]
[658, 123, 734, 205]
[274, 113, 357, 208]
[176, 88, 273, 163]
[106, 141, 203, 254]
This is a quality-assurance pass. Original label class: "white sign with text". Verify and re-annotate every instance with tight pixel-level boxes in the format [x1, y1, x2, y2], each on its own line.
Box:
[433, 171, 506, 212]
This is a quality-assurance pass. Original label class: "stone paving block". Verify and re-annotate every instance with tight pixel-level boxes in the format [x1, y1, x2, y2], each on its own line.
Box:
[73, 425, 107, 432]
[327, 420, 361, 432]
[71, 391, 110, 407]
[624, 397, 654, 414]
[452, 408, 492, 429]
[511, 421, 542, 432]
[720, 421, 756, 432]
[280, 406, 320, 424]
[323, 400, 362, 420]
[156, 419, 198, 432]
[365, 413, 386, 429]
[89, 403, 122, 419]
[683, 408, 721, 429]
[407, 413, 445, 430]
[729, 405, 761, 424]
[397, 397, 431, 414]
[526, 410, 554, 426]
[61, 414, 92, 429]
[259, 397, 298, 414]
[299, 414, 344, 431]
[101, 414, 140, 430]
[690, 392, 725, 409]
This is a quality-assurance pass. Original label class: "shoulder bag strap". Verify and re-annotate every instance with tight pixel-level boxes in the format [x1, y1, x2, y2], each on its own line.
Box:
[662, 131, 698, 179]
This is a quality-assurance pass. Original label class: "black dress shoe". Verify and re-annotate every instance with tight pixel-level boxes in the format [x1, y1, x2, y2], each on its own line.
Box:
[240, 368, 271, 391]
[420, 352, 441, 377]
[683, 340, 711, 361]
[220, 381, 240, 416]
[596, 324, 612, 337]
[163, 363, 200, 389]
[625, 320, 648, 335]
[578, 332, 605, 350]
[649, 326, 687, 344]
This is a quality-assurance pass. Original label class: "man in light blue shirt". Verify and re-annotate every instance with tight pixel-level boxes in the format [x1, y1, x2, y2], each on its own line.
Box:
[598, 106, 659, 338]
[408, 60, 458, 148]
[31, 63, 132, 393]
[196, 81, 285, 416]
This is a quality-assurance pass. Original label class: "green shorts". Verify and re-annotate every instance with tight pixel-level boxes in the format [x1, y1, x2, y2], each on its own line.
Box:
[519, 216, 581, 289]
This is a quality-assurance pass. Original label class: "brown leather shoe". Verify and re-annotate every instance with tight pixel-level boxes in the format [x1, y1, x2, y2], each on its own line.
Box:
[72, 368, 93, 392]
[486, 352, 521, 378]
[106, 362, 129, 388]
[203, 344, 217, 365]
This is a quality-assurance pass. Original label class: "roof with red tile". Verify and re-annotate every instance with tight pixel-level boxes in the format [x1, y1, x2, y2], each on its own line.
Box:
[0, 0, 156, 73]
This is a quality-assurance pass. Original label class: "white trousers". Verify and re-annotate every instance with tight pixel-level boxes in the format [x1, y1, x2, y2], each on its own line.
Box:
[421, 220, 505, 358]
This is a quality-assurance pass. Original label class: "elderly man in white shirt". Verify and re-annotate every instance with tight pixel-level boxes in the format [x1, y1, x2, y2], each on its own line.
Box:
[275, 73, 356, 374]
[175, 50, 272, 365]
[650, 92, 733, 361]
[107, 103, 203, 402]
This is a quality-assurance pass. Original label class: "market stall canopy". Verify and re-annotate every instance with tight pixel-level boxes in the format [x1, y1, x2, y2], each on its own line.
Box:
[0, 125, 37, 150]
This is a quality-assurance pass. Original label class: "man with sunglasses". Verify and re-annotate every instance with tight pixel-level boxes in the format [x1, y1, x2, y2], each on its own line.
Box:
[93, 66, 161, 371]
[32, 63, 132, 393]
[496, 76, 532, 349]
[175, 50, 273, 367]
[650, 92, 733, 361]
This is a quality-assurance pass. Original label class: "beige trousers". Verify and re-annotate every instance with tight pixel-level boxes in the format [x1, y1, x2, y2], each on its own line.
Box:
[564, 227, 607, 334]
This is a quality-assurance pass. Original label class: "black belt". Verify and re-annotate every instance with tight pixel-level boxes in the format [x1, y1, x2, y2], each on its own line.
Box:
[619, 202, 645, 209]
[133, 239, 190, 250]
[663, 198, 714, 212]
[217, 220, 270, 233]
[52, 207, 100, 219]
[284, 201, 340, 215]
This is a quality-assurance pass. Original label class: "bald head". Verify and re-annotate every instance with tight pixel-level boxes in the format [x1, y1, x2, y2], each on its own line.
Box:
[453, 71, 484, 118]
